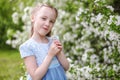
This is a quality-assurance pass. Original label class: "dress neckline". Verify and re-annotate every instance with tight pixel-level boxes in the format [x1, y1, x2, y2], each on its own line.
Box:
[30, 37, 51, 45]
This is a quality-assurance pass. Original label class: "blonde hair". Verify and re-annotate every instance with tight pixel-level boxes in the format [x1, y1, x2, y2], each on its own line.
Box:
[31, 3, 58, 37]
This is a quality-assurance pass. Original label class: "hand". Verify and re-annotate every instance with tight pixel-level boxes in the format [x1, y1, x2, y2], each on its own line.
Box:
[54, 40, 62, 50]
[48, 40, 62, 57]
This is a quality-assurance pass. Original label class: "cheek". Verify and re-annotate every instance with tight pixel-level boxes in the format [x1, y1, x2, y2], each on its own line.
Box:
[49, 24, 54, 30]
[33, 22, 41, 32]
[34, 20, 41, 28]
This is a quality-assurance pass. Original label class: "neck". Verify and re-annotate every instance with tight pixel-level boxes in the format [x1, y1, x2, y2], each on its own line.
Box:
[31, 33, 48, 43]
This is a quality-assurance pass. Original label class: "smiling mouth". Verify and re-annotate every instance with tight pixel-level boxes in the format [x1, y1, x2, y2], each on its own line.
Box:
[43, 27, 48, 31]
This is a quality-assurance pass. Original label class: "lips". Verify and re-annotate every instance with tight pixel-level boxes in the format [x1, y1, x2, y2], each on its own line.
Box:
[43, 27, 48, 31]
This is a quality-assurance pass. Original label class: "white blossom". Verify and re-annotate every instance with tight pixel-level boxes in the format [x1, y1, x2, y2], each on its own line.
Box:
[82, 53, 88, 62]
[80, 66, 92, 79]
[90, 16, 96, 23]
[67, 58, 72, 63]
[12, 12, 19, 24]
[90, 54, 99, 64]
[115, 15, 120, 26]
[107, 15, 114, 25]
[78, 8, 84, 15]
[96, 13, 103, 23]
[19, 76, 23, 80]
[113, 64, 119, 72]
[94, 0, 100, 3]
[6, 40, 11, 45]
[106, 5, 114, 11]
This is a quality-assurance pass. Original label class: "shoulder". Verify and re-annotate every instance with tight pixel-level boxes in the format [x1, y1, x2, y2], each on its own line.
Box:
[47, 36, 53, 46]
[19, 38, 34, 50]
[19, 38, 35, 58]
[20, 39, 32, 46]
[47, 36, 53, 42]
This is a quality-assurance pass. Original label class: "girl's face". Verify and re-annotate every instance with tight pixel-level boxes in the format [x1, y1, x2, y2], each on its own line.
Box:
[32, 6, 56, 37]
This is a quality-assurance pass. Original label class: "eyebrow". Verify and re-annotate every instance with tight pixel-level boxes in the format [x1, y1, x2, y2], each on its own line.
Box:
[42, 16, 56, 21]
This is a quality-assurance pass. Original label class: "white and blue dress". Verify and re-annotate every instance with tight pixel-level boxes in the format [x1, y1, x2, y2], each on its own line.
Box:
[19, 37, 67, 80]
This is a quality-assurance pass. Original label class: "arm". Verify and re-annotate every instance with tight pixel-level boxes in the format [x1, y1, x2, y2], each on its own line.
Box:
[24, 53, 53, 80]
[23, 41, 60, 80]
[57, 51, 69, 71]
[54, 40, 69, 71]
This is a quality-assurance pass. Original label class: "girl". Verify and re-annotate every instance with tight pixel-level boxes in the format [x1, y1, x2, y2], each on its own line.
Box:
[19, 3, 69, 80]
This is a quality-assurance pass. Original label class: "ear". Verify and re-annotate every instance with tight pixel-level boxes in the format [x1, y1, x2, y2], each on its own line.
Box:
[31, 15, 35, 22]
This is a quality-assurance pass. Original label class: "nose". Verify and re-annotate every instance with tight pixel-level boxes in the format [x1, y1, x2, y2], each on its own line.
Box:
[45, 20, 50, 27]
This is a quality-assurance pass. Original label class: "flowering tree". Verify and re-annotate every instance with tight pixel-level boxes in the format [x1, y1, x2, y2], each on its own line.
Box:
[56, 0, 120, 79]
[7, 0, 120, 80]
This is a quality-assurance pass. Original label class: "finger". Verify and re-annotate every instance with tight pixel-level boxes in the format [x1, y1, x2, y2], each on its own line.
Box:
[56, 43, 62, 46]
[54, 41, 61, 45]
[55, 47, 61, 53]
[54, 40, 60, 43]
[57, 45, 62, 49]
